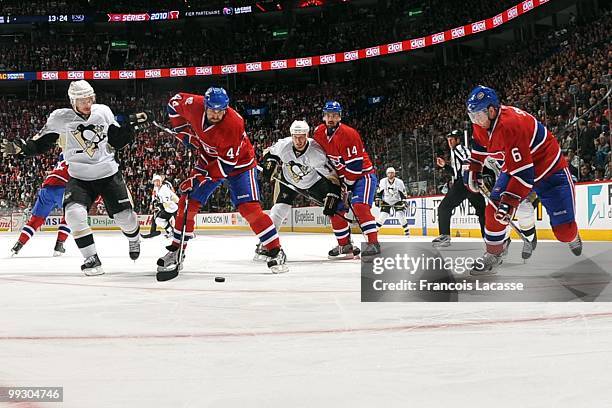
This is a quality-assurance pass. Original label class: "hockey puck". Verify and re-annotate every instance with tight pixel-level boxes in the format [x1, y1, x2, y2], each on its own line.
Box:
[215, 277, 225, 283]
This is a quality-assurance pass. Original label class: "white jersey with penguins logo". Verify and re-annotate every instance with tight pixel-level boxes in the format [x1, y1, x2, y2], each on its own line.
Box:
[35, 104, 119, 181]
[378, 177, 407, 205]
[268, 137, 335, 190]
[154, 182, 179, 213]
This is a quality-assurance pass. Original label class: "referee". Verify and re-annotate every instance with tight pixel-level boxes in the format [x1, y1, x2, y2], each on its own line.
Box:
[432, 130, 485, 247]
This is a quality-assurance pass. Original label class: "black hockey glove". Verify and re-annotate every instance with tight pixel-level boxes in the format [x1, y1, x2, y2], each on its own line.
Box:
[261, 156, 280, 182]
[1, 138, 26, 156]
[128, 111, 154, 132]
[323, 192, 341, 216]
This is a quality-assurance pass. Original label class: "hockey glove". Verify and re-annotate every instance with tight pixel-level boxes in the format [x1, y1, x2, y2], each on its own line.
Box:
[175, 130, 201, 150]
[261, 156, 280, 182]
[128, 111, 154, 132]
[179, 173, 209, 194]
[374, 197, 381, 208]
[1, 139, 25, 156]
[323, 192, 341, 216]
[495, 192, 521, 225]
[462, 159, 484, 194]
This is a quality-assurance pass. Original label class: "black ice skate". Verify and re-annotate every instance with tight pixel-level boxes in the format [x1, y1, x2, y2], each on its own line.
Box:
[432, 234, 451, 248]
[253, 242, 271, 262]
[156, 246, 184, 273]
[521, 229, 537, 260]
[53, 240, 66, 257]
[267, 247, 288, 274]
[569, 234, 582, 256]
[328, 243, 360, 260]
[81, 254, 104, 276]
[361, 242, 381, 263]
[141, 230, 161, 239]
[470, 252, 503, 276]
[129, 239, 140, 261]
[10, 241, 23, 257]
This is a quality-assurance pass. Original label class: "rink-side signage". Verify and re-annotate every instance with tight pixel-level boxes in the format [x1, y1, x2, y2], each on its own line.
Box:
[361, 242, 612, 302]
[20, 0, 548, 81]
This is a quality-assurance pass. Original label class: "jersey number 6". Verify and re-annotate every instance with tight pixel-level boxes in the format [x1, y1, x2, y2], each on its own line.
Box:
[511, 147, 522, 162]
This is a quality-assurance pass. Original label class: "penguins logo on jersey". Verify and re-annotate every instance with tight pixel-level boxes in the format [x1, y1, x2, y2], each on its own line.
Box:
[72, 123, 106, 158]
[286, 161, 311, 184]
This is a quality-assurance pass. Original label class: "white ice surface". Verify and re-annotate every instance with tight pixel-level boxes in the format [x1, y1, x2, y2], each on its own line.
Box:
[0, 231, 612, 408]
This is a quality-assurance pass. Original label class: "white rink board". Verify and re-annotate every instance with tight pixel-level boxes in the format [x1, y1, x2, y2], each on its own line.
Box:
[1, 181, 610, 239]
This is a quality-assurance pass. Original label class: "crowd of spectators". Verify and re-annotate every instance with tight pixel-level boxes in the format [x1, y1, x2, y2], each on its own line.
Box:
[0, 4, 610, 215]
[2, 0, 524, 71]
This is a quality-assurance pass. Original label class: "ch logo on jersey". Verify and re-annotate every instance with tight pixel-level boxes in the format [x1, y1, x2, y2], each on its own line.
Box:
[286, 161, 312, 184]
[72, 123, 106, 158]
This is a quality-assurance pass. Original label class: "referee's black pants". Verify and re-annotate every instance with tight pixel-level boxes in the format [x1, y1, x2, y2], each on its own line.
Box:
[438, 179, 486, 237]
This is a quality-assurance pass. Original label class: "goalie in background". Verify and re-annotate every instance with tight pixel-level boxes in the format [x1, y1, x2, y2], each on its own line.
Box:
[141, 174, 178, 239]
[375, 167, 410, 236]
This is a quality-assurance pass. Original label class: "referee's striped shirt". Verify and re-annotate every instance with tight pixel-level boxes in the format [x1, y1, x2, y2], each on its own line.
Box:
[450, 144, 470, 181]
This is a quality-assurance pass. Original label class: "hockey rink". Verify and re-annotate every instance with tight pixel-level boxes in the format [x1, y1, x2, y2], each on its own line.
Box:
[1, 231, 612, 407]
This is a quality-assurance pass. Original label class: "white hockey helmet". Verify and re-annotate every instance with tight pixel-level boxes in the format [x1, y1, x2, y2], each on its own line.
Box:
[290, 120, 310, 135]
[386, 167, 396, 175]
[152, 174, 163, 183]
[68, 80, 95, 109]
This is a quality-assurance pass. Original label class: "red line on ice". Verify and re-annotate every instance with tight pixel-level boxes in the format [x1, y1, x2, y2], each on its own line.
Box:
[1, 311, 612, 341]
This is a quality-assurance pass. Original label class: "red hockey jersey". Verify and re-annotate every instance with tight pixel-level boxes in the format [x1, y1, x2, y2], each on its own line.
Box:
[312, 123, 374, 183]
[42, 158, 70, 188]
[470, 105, 566, 199]
[167, 92, 256, 180]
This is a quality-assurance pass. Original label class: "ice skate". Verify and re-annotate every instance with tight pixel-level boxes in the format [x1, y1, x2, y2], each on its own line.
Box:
[569, 234, 582, 256]
[267, 247, 288, 274]
[432, 234, 451, 248]
[82, 254, 104, 276]
[10, 241, 23, 257]
[268, 248, 289, 273]
[361, 242, 381, 263]
[129, 239, 140, 261]
[157, 247, 184, 273]
[328, 243, 360, 260]
[253, 242, 271, 262]
[521, 231, 537, 260]
[470, 251, 503, 276]
[53, 240, 66, 257]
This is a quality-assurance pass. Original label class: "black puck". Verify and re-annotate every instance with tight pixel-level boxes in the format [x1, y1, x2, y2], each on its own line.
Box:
[215, 277, 225, 283]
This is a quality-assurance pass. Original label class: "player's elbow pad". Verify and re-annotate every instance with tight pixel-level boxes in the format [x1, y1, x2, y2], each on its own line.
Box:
[108, 124, 134, 150]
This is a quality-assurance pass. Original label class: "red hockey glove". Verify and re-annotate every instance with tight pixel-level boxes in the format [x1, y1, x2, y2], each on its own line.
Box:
[462, 159, 484, 194]
[179, 172, 209, 193]
[176, 130, 201, 151]
[495, 192, 521, 225]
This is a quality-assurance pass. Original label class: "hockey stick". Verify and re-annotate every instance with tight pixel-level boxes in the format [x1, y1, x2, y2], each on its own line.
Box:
[256, 165, 356, 223]
[478, 185, 531, 246]
[152, 121, 191, 136]
[156, 151, 193, 282]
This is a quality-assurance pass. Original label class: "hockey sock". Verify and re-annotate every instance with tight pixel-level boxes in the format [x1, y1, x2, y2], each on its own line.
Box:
[376, 211, 390, 230]
[239, 202, 280, 250]
[402, 222, 410, 235]
[330, 213, 351, 246]
[352, 203, 378, 244]
[522, 226, 536, 239]
[56, 216, 70, 243]
[552, 221, 578, 243]
[18, 215, 45, 245]
[73, 228, 97, 258]
[171, 196, 199, 250]
[114, 209, 140, 242]
[66, 203, 97, 258]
